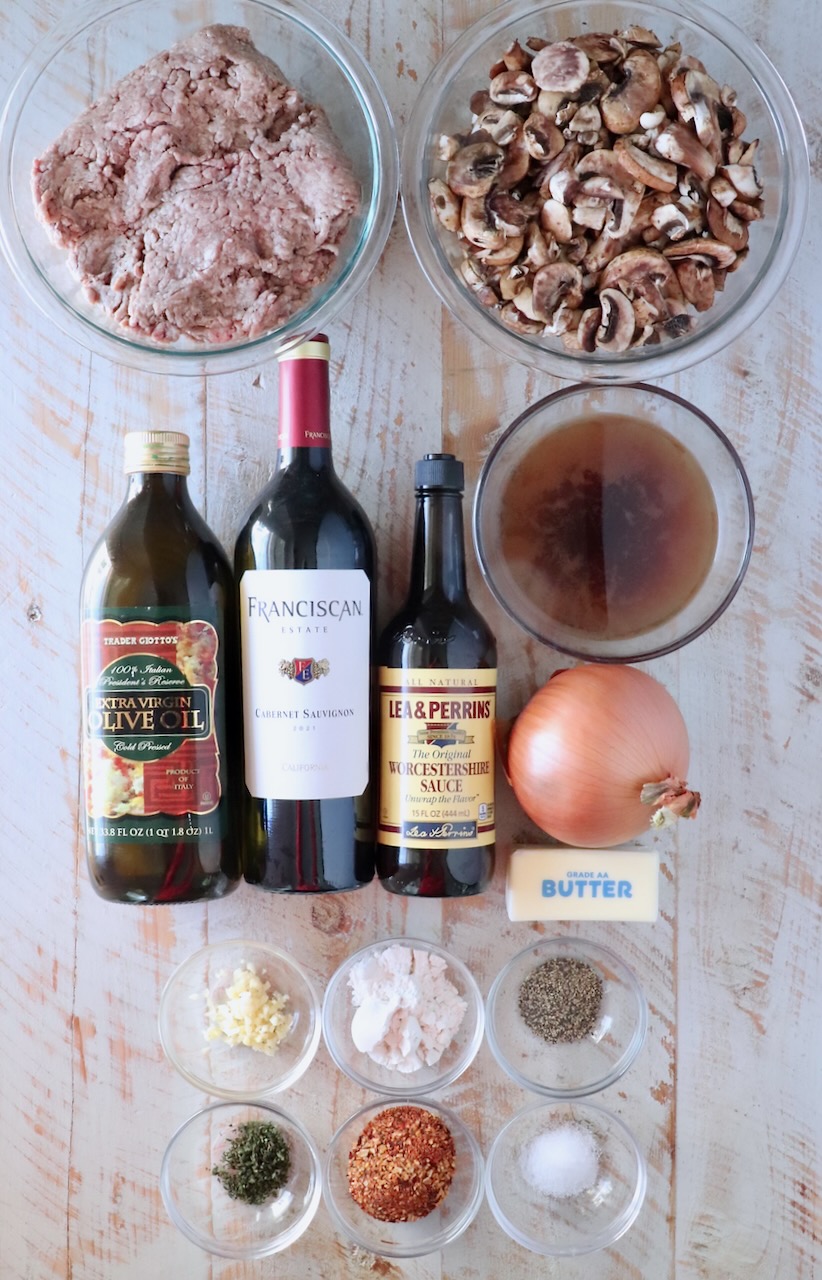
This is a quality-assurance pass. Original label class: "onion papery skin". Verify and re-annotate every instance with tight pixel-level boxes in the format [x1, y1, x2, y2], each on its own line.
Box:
[507, 665, 691, 848]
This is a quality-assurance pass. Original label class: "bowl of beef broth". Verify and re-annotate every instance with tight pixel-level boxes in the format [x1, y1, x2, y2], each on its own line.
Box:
[473, 384, 754, 662]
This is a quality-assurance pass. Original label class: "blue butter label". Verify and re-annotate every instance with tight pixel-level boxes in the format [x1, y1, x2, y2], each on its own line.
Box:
[506, 848, 659, 922]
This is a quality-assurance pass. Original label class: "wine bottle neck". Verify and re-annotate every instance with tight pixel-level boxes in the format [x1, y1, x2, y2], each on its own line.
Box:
[408, 491, 468, 602]
[276, 340, 334, 472]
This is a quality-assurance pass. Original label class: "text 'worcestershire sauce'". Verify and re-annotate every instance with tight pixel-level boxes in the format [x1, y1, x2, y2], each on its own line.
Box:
[377, 454, 497, 897]
[80, 431, 240, 904]
[235, 335, 376, 892]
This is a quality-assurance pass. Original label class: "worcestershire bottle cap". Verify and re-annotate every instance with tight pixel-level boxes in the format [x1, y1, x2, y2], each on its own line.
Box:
[124, 431, 190, 475]
[415, 453, 464, 492]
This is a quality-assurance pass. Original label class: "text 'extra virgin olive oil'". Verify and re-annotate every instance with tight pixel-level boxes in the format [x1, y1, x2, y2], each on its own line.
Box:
[80, 431, 240, 904]
[377, 454, 497, 897]
[234, 335, 376, 892]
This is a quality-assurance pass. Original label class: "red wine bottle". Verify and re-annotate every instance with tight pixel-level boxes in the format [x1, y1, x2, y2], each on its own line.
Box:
[234, 336, 376, 892]
[376, 454, 497, 897]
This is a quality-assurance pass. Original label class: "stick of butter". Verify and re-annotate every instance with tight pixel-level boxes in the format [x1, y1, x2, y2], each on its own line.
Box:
[506, 848, 659, 922]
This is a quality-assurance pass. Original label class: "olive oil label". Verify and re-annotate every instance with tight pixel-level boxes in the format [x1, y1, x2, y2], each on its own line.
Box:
[81, 612, 223, 842]
[378, 667, 496, 848]
[239, 568, 370, 800]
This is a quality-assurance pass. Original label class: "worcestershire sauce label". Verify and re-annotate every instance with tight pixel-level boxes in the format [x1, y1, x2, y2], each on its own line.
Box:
[81, 611, 223, 843]
[379, 667, 496, 848]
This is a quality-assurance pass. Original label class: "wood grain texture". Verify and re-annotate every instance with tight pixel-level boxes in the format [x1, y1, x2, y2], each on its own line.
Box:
[1, 0, 820, 1276]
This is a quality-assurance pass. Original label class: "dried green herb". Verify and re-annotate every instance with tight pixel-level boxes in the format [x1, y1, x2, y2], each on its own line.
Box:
[212, 1120, 291, 1205]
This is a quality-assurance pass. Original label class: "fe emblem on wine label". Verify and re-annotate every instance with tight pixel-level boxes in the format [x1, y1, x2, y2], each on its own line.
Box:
[279, 657, 330, 684]
[240, 569, 370, 800]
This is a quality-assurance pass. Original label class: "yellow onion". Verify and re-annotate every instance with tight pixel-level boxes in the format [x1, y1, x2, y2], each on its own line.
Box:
[507, 665, 701, 847]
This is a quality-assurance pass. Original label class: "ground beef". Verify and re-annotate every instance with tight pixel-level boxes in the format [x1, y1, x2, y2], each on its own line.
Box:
[32, 25, 361, 343]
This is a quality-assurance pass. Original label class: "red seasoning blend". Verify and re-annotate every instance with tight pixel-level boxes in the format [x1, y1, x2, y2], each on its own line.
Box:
[80, 431, 239, 904]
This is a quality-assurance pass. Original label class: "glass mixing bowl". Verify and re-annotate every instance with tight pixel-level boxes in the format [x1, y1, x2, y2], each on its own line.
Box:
[0, 0, 397, 374]
[485, 1098, 647, 1256]
[473, 381, 755, 661]
[161, 1099, 322, 1258]
[402, 0, 808, 382]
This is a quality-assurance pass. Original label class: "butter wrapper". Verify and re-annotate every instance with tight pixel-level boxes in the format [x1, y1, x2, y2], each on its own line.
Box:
[506, 847, 659, 923]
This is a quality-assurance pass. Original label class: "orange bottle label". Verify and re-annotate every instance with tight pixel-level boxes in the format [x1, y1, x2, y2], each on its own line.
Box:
[378, 667, 496, 848]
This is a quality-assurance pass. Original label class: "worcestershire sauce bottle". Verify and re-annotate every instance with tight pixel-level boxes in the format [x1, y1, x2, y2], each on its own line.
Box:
[377, 454, 497, 896]
[234, 335, 376, 892]
[80, 431, 240, 904]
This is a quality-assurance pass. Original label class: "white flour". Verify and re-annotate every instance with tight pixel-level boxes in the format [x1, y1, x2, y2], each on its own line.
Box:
[347, 944, 468, 1073]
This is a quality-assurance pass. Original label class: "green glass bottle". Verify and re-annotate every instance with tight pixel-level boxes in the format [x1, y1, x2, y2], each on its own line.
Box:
[79, 431, 240, 903]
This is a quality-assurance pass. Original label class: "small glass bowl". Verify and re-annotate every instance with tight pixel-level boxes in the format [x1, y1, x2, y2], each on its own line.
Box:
[322, 936, 485, 1097]
[0, 0, 397, 375]
[158, 939, 321, 1100]
[161, 1099, 322, 1259]
[485, 1099, 647, 1256]
[485, 936, 647, 1097]
[323, 1097, 484, 1258]
[473, 382, 754, 662]
[402, 0, 809, 382]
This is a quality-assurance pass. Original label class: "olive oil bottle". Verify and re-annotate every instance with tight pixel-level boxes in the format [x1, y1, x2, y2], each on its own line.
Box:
[79, 431, 239, 904]
[377, 454, 497, 897]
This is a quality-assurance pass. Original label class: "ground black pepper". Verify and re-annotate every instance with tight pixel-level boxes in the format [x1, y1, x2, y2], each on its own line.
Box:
[211, 1119, 291, 1205]
[518, 956, 603, 1044]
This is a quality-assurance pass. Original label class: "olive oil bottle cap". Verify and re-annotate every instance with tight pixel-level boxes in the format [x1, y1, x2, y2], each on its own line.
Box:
[123, 431, 190, 475]
[415, 453, 464, 492]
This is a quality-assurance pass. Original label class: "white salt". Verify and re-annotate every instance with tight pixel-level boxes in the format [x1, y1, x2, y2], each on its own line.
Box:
[521, 1123, 600, 1198]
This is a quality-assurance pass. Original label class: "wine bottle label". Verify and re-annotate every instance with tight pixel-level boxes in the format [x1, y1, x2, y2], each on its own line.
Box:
[378, 667, 496, 848]
[80, 610, 224, 844]
[239, 568, 370, 800]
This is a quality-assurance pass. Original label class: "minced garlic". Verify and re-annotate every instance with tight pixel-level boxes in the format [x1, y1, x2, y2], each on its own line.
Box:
[205, 963, 292, 1055]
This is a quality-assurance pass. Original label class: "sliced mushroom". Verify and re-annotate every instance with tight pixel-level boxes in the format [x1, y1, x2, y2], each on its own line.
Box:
[575, 306, 600, 350]
[531, 41, 590, 94]
[537, 88, 566, 117]
[709, 174, 738, 207]
[490, 70, 538, 106]
[596, 288, 636, 350]
[565, 236, 589, 265]
[572, 33, 623, 64]
[525, 222, 553, 268]
[531, 261, 585, 319]
[606, 182, 644, 239]
[684, 69, 724, 161]
[601, 50, 662, 134]
[620, 25, 662, 47]
[486, 190, 530, 236]
[653, 121, 716, 182]
[663, 237, 737, 269]
[499, 264, 528, 299]
[446, 139, 505, 197]
[614, 137, 678, 192]
[475, 107, 524, 145]
[549, 304, 584, 336]
[673, 257, 715, 311]
[567, 102, 603, 134]
[459, 256, 498, 307]
[729, 197, 764, 222]
[479, 234, 525, 266]
[576, 174, 624, 204]
[547, 169, 580, 205]
[573, 204, 608, 231]
[705, 199, 749, 252]
[428, 179, 461, 233]
[497, 137, 531, 188]
[575, 147, 634, 185]
[650, 201, 690, 241]
[540, 197, 574, 244]
[460, 197, 506, 250]
[503, 40, 530, 71]
[539, 141, 583, 192]
[500, 302, 544, 334]
[522, 112, 565, 161]
[512, 286, 543, 321]
[600, 246, 683, 319]
[720, 163, 763, 200]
